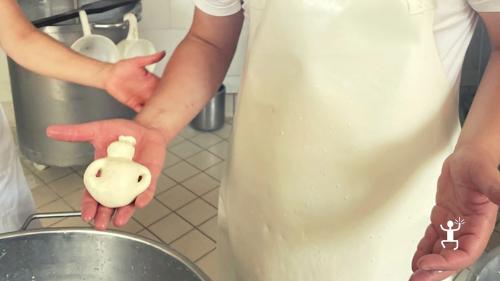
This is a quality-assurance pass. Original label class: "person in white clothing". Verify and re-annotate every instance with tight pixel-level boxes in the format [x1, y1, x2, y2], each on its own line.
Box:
[0, 0, 164, 233]
[46, 0, 500, 281]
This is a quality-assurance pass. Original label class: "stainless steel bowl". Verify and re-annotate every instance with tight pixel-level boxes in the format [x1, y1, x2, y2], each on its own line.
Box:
[0, 212, 211, 281]
[466, 245, 500, 281]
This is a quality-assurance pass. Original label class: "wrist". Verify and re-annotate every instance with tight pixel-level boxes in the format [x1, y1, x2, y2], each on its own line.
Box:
[454, 136, 500, 162]
[135, 108, 176, 145]
[95, 62, 114, 90]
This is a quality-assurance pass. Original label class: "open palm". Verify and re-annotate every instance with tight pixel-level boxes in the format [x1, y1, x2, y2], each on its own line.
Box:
[47, 119, 167, 230]
[410, 147, 499, 281]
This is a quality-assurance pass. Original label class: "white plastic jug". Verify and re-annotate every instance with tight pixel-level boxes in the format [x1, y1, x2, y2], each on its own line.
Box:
[117, 13, 157, 72]
[71, 10, 120, 63]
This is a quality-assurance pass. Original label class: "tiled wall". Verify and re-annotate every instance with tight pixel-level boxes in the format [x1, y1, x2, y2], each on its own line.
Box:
[0, 0, 248, 102]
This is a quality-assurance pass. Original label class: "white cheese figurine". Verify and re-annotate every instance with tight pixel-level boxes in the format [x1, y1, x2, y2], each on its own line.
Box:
[83, 136, 151, 208]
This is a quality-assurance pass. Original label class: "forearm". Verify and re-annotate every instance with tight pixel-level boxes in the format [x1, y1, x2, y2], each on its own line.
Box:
[456, 13, 500, 156]
[3, 29, 112, 89]
[0, 0, 111, 89]
[135, 10, 244, 141]
[458, 51, 500, 150]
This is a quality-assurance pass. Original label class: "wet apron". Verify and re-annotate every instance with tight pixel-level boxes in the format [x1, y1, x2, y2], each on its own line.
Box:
[218, 0, 460, 280]
[0, 106, 36, 233]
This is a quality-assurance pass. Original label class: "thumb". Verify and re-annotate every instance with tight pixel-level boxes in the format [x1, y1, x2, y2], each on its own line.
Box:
[47, 122, 99, 142]
[131, 51, 166, 67]
[470, 162, 500, 205]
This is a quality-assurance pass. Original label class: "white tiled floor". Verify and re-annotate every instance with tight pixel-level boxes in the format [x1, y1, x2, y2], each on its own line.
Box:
[4, 100, 500, 281]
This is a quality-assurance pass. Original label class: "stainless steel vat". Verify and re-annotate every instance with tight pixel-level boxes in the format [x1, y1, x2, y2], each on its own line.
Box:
[0, 212, 211, 281]
[8, 0, 141, 167]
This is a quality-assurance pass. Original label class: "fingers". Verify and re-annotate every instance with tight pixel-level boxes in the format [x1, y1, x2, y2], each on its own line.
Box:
[81, 190, 98, 222]
[409, 269, 455, 281]
[47, 122, 99, 142]
[126, 96, 146, 113]
[412, 225, 439, 271]
[417, 251, 470, 272]
[132, 51, 166, 67]
[135, 177, 157, 208]
[82, 189, 134, 229]
[113, 205, 135, 227]
[94, 205, 114, 230]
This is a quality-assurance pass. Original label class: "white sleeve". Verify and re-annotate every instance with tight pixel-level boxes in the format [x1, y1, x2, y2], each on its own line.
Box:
[194, 0, 242, 16]
[467, 0, 500, 12]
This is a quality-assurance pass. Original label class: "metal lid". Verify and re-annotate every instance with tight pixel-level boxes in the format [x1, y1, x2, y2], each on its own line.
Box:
[18, 0, 141, 25]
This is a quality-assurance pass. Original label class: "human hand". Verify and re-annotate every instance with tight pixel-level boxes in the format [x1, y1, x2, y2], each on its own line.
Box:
[102, 51, 166, 112]
[410, 145, 500, 281]
[47, 119, 167, 230]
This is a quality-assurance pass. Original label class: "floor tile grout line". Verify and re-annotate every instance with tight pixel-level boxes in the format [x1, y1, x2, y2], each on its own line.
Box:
[25, 169, 46, 186]
[135, 214, 167, 230]
[184, 149, 224, 166]
[160, 157, 221, 207]
[185, 135, 222, 151]
[155, 189, 199, 213]
[161, 170, 204, 188]
[189, 134, 225, 149]
[200, 193, 219, 209]
[167, 228, 196, 245]
[154, 172, 182, 197]
[133, 205, 174, 230]
[176, 202, 218, 228]
[163, 208, 217, 245]
[166, 150, 200, 163]
[194, 248, 216, 263]
[154, 177, 218, 210]
[167, 136, 188, 150]
[165, 136, 228, 167]
[205, 140, 228, 153]
[190, 184, 219, 198]
[167, 227, 216, 259]
[163, 159, 220, 186]
[35, 169, 75, 185]
[152, 215, 195, 246]
[166, 177, 218, 208]
[163, 159, 223, 185]
[138, 228, 165, 244]
[156, 171, 220, 209]
[180, 173, 220, 192]
[162, 156, 183, 169]
[195, 214, 218, 243]
[36, 181, 70, 209]
[153, 183, 178, 198]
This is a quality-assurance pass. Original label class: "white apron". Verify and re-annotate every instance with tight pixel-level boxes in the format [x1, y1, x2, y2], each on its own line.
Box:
[218, 0, 461, 280]
[0, 105, 36, 233]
